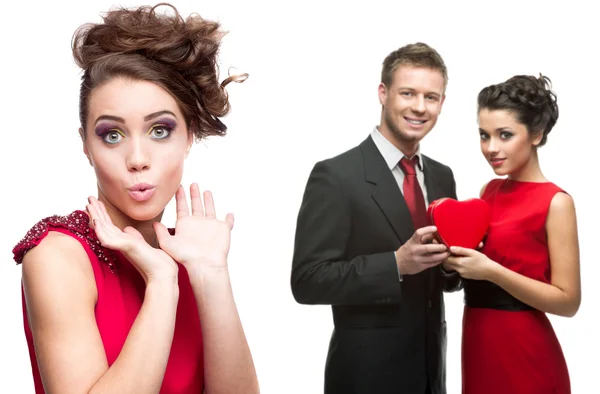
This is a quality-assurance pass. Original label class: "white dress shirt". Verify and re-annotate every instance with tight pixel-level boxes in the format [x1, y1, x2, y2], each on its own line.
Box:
[370, 127, 429, 205]
[370, 126, 429, 281]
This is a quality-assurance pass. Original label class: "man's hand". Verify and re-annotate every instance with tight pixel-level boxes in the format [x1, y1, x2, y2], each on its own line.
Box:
[396, 226, 450, 275]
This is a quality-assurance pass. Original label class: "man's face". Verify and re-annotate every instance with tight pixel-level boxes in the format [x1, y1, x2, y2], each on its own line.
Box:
[378, 65, 446, 153]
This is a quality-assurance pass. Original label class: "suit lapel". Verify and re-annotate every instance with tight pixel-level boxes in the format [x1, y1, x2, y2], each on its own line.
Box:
[361, 137, 414, 243]
[422, 155, 446, 204]
[422, 154, 450, 294]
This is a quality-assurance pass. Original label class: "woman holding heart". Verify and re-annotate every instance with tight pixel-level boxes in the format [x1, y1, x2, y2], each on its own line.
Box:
[443, 74, 580, 394]
[10, 4, 258, 394]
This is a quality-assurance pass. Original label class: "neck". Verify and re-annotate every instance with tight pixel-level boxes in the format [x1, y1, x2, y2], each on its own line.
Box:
[97, 189, 163, 248]
[377, 121, 419, 158]
[507, 151, 546, 182]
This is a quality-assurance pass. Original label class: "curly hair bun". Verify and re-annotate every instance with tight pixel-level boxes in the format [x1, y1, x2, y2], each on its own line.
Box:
[73, 3, 247, 140]
[477, 73, 558, 147]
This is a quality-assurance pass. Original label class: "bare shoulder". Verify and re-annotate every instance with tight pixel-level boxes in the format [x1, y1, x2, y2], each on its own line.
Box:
[22, 230, 91, 273]
[22, 230, 97, 305]
[546, 192, 577, 230]
[21, 232, 108, 393]
[549, 192, 576, 216]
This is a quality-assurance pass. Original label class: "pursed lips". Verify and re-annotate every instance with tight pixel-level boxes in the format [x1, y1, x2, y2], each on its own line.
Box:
[128, 183, 156, 192]
[127, 183, 156, 202]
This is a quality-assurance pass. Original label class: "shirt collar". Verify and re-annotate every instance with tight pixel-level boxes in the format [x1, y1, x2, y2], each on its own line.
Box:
[370, 126, 423, 171]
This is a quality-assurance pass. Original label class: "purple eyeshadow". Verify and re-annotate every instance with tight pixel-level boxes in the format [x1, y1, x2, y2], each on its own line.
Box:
[95, 123, 118, 136]
[154, 118, 177, 130]
[93, 117, 176, 137]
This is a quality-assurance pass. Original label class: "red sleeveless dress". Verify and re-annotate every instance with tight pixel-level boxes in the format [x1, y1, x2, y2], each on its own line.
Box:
[462, 179, 571, 393]
[12, 210, 204, 394]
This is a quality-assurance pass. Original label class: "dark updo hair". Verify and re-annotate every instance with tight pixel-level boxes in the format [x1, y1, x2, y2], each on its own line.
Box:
[477, 74, 558, 147]
[72, 3, 247, 141]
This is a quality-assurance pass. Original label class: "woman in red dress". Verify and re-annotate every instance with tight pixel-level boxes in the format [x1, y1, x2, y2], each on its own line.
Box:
[11, 4, 258, 394]
[444, 74, 580, 394]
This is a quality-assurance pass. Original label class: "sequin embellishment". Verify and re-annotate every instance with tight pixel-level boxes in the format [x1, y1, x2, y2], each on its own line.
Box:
[12, 210, 119, 273]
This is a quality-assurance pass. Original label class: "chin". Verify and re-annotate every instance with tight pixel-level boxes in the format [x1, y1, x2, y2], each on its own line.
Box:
[406, 127, 433, 141]
[123, 203, 164, 222]
[397, 130, 426, 144]
[490, 167, 510, 177]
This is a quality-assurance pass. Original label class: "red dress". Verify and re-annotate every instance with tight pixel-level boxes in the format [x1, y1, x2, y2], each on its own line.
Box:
[462, 179, 571, 393]
[12, 210, 204, 394]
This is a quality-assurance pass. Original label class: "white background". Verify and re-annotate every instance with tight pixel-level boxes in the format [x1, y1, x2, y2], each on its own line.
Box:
[1, 1, 598, 393]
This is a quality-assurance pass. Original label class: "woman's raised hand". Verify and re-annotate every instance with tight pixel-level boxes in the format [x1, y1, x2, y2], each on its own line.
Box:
[154, 184, 234, 274]
[87, 196, 178, 283]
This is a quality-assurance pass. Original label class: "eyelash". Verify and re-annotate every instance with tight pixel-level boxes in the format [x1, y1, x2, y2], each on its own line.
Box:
[400, 92, 438, 101]
[480, 132, 513, 140]
[99, 129, 124, 145]
[98, 123, 175, 145]
[148, 124, 174, 139]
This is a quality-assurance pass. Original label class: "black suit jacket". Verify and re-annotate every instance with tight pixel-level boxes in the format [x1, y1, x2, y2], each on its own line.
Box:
[291, 136, 462, 394]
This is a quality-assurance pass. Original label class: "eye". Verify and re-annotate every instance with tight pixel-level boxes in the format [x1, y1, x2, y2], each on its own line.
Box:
[479, 132, 489, 140]
[425, 95, 438, 101]
[103, 130, 124, 144]
[500, 131, 513, 139]
[149, 124, 173, 140]
[400, 91, 413, 97]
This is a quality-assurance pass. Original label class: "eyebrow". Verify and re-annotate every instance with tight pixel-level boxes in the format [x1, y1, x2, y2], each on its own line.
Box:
[397, 87, 442, 96]
[94, 110, 177, 125]
[144, 110, 177, 121]
[479, 127, 512, 133]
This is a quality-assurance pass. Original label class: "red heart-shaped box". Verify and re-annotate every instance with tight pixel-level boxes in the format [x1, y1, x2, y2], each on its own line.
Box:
[427, 198, 490, 249]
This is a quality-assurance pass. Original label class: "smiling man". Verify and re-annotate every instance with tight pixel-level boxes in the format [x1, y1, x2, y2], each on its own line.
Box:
[291, 43, 463, 394]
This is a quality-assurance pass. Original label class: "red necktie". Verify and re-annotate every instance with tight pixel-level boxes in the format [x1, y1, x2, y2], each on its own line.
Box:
[398, 156, 427, 230]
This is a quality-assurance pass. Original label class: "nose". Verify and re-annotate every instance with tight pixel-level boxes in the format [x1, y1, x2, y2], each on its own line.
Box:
[486, 137, 500, 155]
[411, 95, 426, 114]
[127, 137, 150, 172]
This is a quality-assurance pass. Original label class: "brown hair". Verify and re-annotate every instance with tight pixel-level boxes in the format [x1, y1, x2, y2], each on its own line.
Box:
[381, 42, 448, 89]
[72, 2, 247, 141]
[477, 74, 558, 147]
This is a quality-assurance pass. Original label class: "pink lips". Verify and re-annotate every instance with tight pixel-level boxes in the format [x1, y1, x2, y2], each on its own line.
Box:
[128, 183, 156, 202]
[490, 158, 506, 167]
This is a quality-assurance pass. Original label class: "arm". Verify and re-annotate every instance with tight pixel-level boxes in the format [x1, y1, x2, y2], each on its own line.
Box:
[22, 232, 179, 394]
[448, 192, 581, 317]
[187, 267, 259, 394]
[486, 192, 581, 317]
[153, 185, 259, 394]
[291, 160, 402, 305]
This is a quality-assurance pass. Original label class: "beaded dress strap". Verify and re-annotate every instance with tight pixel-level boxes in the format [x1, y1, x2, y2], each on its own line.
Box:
[12, 210, 118, 273]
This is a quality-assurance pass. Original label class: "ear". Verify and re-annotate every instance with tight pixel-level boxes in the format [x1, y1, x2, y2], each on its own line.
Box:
[185, 132, 194, 158]
[378, 83, 388, 106]
[439, 94, 446, 114]
[79, 127, 93, 166]
[531, 129, 544, 147]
